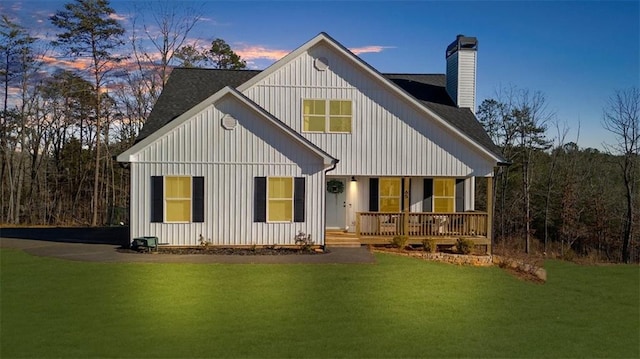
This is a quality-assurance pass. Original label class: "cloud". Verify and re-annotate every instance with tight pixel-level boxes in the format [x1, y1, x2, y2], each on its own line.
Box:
[42, 55, 93, 71]
[349, 45, 395, 55]
[109, 13, 127, 21]
[234, 43, 394, 62]
[235, 45, 290, 61]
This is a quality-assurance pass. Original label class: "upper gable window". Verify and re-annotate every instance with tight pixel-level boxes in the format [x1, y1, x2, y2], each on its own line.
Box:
[303, 99, 352, 133]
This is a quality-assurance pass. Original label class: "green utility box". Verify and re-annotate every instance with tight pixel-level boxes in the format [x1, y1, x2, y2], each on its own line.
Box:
[131, 236, 158, 251]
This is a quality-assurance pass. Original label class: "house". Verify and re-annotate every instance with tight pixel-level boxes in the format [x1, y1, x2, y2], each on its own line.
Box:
[117, 33, 506, 251]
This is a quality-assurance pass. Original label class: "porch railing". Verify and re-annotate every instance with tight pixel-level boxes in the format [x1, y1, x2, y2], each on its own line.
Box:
[356, 212, 488, 237]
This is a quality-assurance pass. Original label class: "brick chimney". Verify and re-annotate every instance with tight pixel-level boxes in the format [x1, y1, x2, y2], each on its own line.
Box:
[446, 35, 478, 114]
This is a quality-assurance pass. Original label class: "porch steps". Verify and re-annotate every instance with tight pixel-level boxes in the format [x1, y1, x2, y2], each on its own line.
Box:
[325, 231, 362, 248]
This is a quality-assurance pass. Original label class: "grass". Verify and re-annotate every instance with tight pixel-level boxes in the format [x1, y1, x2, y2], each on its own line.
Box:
[1, 249, 638, 358]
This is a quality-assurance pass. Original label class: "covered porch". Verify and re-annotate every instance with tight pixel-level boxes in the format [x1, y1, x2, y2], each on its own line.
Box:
[326, 212, 491, 252]
[324, 176, 494, 253]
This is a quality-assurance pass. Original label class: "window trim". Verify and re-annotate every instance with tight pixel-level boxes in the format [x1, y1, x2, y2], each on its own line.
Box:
[433, 178, 455, 213]
[302, 99, 352, 133]
[267, 177, 294, 222]
[379, 177, 402, 212]
[164, 176, 192, 223]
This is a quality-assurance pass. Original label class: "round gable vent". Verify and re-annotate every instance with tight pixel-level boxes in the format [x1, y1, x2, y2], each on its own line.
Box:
[314, 56, 329, 71]
[221, 114, 237, 130]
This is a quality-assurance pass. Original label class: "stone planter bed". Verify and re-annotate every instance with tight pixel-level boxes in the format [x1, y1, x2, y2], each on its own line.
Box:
[374, 247, 546, 282]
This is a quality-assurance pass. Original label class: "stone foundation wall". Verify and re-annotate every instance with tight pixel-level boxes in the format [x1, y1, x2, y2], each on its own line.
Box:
[492, 255, 547, 282]
[374, 249, 547, 282]
[373, 249, 493, 266]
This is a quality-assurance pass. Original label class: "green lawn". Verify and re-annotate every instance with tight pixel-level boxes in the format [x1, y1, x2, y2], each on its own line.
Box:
[1, 249, 638, 358]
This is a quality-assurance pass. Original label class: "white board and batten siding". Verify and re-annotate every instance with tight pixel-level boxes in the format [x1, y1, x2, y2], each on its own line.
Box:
[446, 50, 477, 113]
[129, 94, 327, 246]
[243, 42, 494, 178]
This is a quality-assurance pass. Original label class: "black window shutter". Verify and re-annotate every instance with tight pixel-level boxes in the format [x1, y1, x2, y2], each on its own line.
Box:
[254, 177, 267, 222]
[369, 178, 379, 212]
[294, 177, 305, 222]
[192, 177, 205, 223]
[456, 179, 465, 212]
[151, 176, 164, 222]
[422, 178, 433, 212]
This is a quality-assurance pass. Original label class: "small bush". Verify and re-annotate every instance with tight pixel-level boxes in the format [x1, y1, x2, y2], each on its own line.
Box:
[561, 248, 576, 261]
[294, 231, 314, 252]
[391, 235, 409, 249]
[422, 238, 437, 253]
[198, 234, 210, 248]
[456, 238, 474, 254]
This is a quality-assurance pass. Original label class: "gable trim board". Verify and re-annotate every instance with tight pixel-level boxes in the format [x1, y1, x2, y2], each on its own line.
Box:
[117, 86, 337, 166]
[236, 32, 503, 164]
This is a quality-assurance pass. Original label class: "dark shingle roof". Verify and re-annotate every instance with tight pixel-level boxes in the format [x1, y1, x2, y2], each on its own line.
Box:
[135, 68, 502, 160]
[383, 73, 502, 157]
[136, 68, 261, 142]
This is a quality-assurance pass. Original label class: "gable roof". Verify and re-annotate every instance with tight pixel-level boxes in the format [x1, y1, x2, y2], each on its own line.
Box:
[133, 33, 504, 162]
[117, 86, 337, 166]
[136, 68, 261, 142]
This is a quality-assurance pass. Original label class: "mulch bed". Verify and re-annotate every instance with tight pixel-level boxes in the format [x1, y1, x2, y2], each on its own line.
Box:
[117, 246, 325, 255]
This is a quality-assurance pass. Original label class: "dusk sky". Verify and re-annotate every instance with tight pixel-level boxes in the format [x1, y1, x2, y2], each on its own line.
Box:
[3, 0, 639, 150]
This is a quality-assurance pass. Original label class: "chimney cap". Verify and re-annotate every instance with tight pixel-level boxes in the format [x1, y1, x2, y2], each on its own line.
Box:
[446, 35, 478, 57]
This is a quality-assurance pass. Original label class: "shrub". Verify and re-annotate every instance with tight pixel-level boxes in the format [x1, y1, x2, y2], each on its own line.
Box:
[422, 238, 437, 253]
[198, 234, 210, 248]
[391, 235, 409, 249]
[294, 231, 314, 252]
[456, 238, 474, 254]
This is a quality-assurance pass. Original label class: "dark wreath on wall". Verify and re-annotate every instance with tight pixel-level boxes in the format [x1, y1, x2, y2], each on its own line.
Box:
[326, 179, 344, 194]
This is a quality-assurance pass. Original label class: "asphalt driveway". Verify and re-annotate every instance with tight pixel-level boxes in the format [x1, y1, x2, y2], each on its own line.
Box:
[0, 237, 376, 264]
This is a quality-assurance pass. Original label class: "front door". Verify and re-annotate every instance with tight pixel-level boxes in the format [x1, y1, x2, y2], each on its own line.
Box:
[326, 178, 347, 229]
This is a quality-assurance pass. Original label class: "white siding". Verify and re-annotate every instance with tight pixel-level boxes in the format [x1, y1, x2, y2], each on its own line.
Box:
[446, 50, 477, 113]
[457, 50, 477, 113]
[243, 43, 494, 178]
[446, 52, 459, 106]
[129, 94, 327, 246]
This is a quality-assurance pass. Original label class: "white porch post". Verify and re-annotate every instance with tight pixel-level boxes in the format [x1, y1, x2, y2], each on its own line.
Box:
[487, 176, 494, 254]
[403, 177, 410, 235]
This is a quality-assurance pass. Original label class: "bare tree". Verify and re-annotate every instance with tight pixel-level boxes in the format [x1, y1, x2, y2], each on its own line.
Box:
[543, 120, 570, 254]
[512, 90, 552, 253]
[0, 15, 39, 224]
[135, 1, 202, 89]
[603, 87, 639, 263]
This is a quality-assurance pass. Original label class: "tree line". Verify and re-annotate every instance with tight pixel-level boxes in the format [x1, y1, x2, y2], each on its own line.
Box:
[1, 0, 637, 263]
[475, 87, 639, 263]
[1, 0, 245, 227]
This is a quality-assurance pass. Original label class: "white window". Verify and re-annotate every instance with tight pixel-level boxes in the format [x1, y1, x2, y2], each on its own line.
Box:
[268, 177, 293, 222]
[165, 176, 191, 222]
[303, 99, 352, 133]
[379, 177, 401, 212]
[433, 178, 455, 212]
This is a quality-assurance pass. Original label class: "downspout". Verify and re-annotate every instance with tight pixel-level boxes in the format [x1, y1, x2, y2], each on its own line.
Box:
[322, 159, 339, 250]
